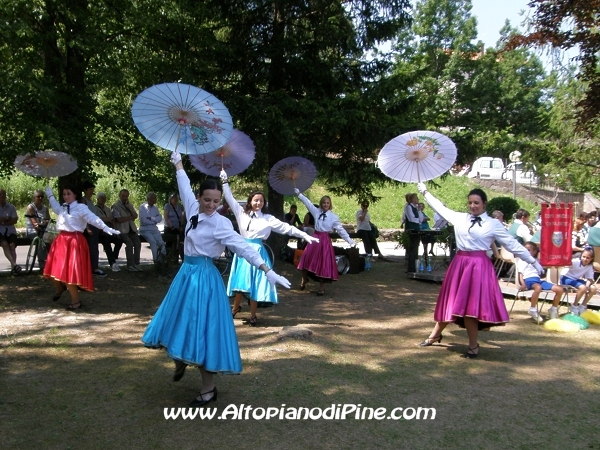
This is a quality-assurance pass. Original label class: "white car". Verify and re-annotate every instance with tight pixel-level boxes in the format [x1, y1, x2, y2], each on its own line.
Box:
[502, 163, 538, 185]
[467, 157, 505, 180]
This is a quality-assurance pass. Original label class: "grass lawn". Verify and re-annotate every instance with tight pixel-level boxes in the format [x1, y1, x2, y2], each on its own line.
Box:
[1, 255, 598, 449]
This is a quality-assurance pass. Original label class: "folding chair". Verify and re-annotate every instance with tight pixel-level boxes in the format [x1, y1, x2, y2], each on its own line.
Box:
[491, 243, 504, 277]
[545, 266, 578, 314]
[499, 246, 516, 284]
[508, 258, 557, 324]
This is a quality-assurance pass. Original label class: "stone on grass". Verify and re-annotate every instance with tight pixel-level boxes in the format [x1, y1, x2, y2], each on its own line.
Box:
[278, 326, 313, 340]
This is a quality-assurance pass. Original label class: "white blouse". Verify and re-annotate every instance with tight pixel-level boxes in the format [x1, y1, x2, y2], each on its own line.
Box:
[297, 193, 353, 245]
[222, 184, 310, 241]
[517, 258, 540, 280]
[423, 191, 535, 264]
[176, 170, 265, 267]
[48, 192, 110, 233]
[564, 258, 595, 281]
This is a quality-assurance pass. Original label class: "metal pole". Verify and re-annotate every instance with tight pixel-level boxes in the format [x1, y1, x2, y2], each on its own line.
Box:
[513, 164, 517, 199]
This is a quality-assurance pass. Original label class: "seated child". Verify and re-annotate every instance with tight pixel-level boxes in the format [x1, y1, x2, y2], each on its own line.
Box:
[560, 246, 598, 315]
[518, 242, 565, 321]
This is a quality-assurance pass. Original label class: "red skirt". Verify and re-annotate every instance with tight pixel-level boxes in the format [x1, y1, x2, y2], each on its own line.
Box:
[297, 231, 338, 282]
[44, 231, 93, 291]
[434, 250, 508, 329]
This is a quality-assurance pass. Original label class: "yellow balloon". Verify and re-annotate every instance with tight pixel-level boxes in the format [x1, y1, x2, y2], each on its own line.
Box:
[543, 318, 579, 333]
[580, 310, 600, 325]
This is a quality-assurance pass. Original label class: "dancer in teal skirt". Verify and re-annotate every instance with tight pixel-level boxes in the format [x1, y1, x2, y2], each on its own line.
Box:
[220, 169, 318, 326]
[142, 151, 291, 407]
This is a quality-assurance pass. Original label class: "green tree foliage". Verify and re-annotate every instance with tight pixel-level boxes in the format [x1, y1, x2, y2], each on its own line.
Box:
[0, 0, 413, 218]
[392, 0, 548, 166]
[509, 0, 600, 128]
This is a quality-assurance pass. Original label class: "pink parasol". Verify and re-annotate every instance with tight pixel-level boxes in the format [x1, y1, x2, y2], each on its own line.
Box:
[189, 129, 255, 176]
[268, 157, 317, 195]
[14, 151, 78, 179]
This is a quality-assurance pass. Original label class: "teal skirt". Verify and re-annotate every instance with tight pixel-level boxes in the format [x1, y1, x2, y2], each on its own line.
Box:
[227, 238, 276, 303]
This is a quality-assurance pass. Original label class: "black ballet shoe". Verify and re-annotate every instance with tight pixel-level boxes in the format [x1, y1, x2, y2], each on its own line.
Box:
[465, 344, 479, 359]
[299, 281, 307, 290]
[189, 386, 218, 407]
[316, 290, 325, 296]
[65, 302, 82, 311]
[419, 334, 443, 347]
[231, 306, 242, 318]
[173, 360, 188, 382]
[249, 315, 257, 326]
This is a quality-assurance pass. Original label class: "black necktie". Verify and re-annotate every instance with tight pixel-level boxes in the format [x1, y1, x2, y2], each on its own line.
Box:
[468, 216, 482, 232]
[62, 203, 70, 214]
[247, 212, 256, 231]
[185, 215, 199, 236]
[319, 212, 327, 221]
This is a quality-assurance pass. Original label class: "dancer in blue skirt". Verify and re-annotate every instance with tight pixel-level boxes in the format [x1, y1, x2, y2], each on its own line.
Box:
[220, 169, 319, 326]
[142, 151, 291, 407]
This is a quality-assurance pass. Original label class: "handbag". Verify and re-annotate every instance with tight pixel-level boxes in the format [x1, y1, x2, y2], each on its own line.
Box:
[369, 221, 379, 239]
[42, 222, 58, 244]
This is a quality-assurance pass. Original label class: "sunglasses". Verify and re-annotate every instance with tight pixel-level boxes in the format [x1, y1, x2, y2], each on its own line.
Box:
[35, 195, 44, 198]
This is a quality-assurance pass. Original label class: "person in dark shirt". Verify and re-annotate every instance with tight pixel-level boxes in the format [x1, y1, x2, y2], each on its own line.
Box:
[284, 204, 303, 228]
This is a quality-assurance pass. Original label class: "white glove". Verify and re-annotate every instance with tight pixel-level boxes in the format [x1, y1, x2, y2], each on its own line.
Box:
[293, 188, 300, 196]
[533, 261, 544, 275]
[170, 150, 182, 165]
[220, 169, 228, 182]
[417, 182, 427, 195]
[45, 186, 53, 197]
[103, 227, 120, 236]
[266, 270, 291, 290]
[304, 235, 320, 245]
[349, 240, 357, 248]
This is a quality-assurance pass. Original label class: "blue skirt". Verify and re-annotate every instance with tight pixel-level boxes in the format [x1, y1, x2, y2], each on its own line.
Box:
[227, 238, 276, 304]
[141, 255, 242, 374]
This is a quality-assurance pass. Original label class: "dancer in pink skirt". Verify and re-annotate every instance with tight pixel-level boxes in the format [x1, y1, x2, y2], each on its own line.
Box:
[416, 184, 542, 358]
[294, 188, 356, 296]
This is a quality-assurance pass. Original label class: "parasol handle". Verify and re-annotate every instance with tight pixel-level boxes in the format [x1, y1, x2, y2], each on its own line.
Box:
[417, 161, 421, 183]
[174, 121, 183, 154]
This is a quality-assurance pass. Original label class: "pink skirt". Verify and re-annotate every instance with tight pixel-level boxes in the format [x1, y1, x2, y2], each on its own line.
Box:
[297, 231, 338, 282]
[434, 250, 508, 329]
[44, 231, 94, 291]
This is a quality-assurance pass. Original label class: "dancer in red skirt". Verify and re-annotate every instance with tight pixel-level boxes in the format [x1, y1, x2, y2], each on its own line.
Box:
[417, 184, 542, 358]
[44, 185, 120, 310]
[294, 188, 356, 296]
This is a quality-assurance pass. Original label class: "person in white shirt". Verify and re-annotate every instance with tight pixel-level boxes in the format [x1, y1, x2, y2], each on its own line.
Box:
[44, 184, 120, 310]
[142, 151, 291, 408]
[24, 189, 51, 271]
[294, 188, 356, 297]
[417, 184, 541, 359]
[220, 169, 318, 326]
[517, 242, 565, 322]
[560, 248, 598, 315]
[139, 192, 166, 263]
[0, 188, 21, 275]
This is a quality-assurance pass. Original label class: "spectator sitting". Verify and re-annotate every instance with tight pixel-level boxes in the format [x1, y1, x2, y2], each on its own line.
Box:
[139, 192, 166, 264]
[0, 188, 22, 275]
[403, 192, 422, 273]
[508, 209, 532, 244]
[96, 192, 122, 272]
[572, 214, 587, 257]
[356, 200, 385, 259]
[24, 189, 51, 271]
[82, 181, 106, 277]
[112, 189, 142, 272]
[164, 193, 185, 261]
[284, 205, 303, 228]
[517, 242, 565, 321]
[561, 247, 598, 316]
[491, 210, 508, 229]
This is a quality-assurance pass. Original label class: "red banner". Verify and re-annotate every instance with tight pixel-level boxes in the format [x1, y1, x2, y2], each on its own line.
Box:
[540, 203, 572, 266]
